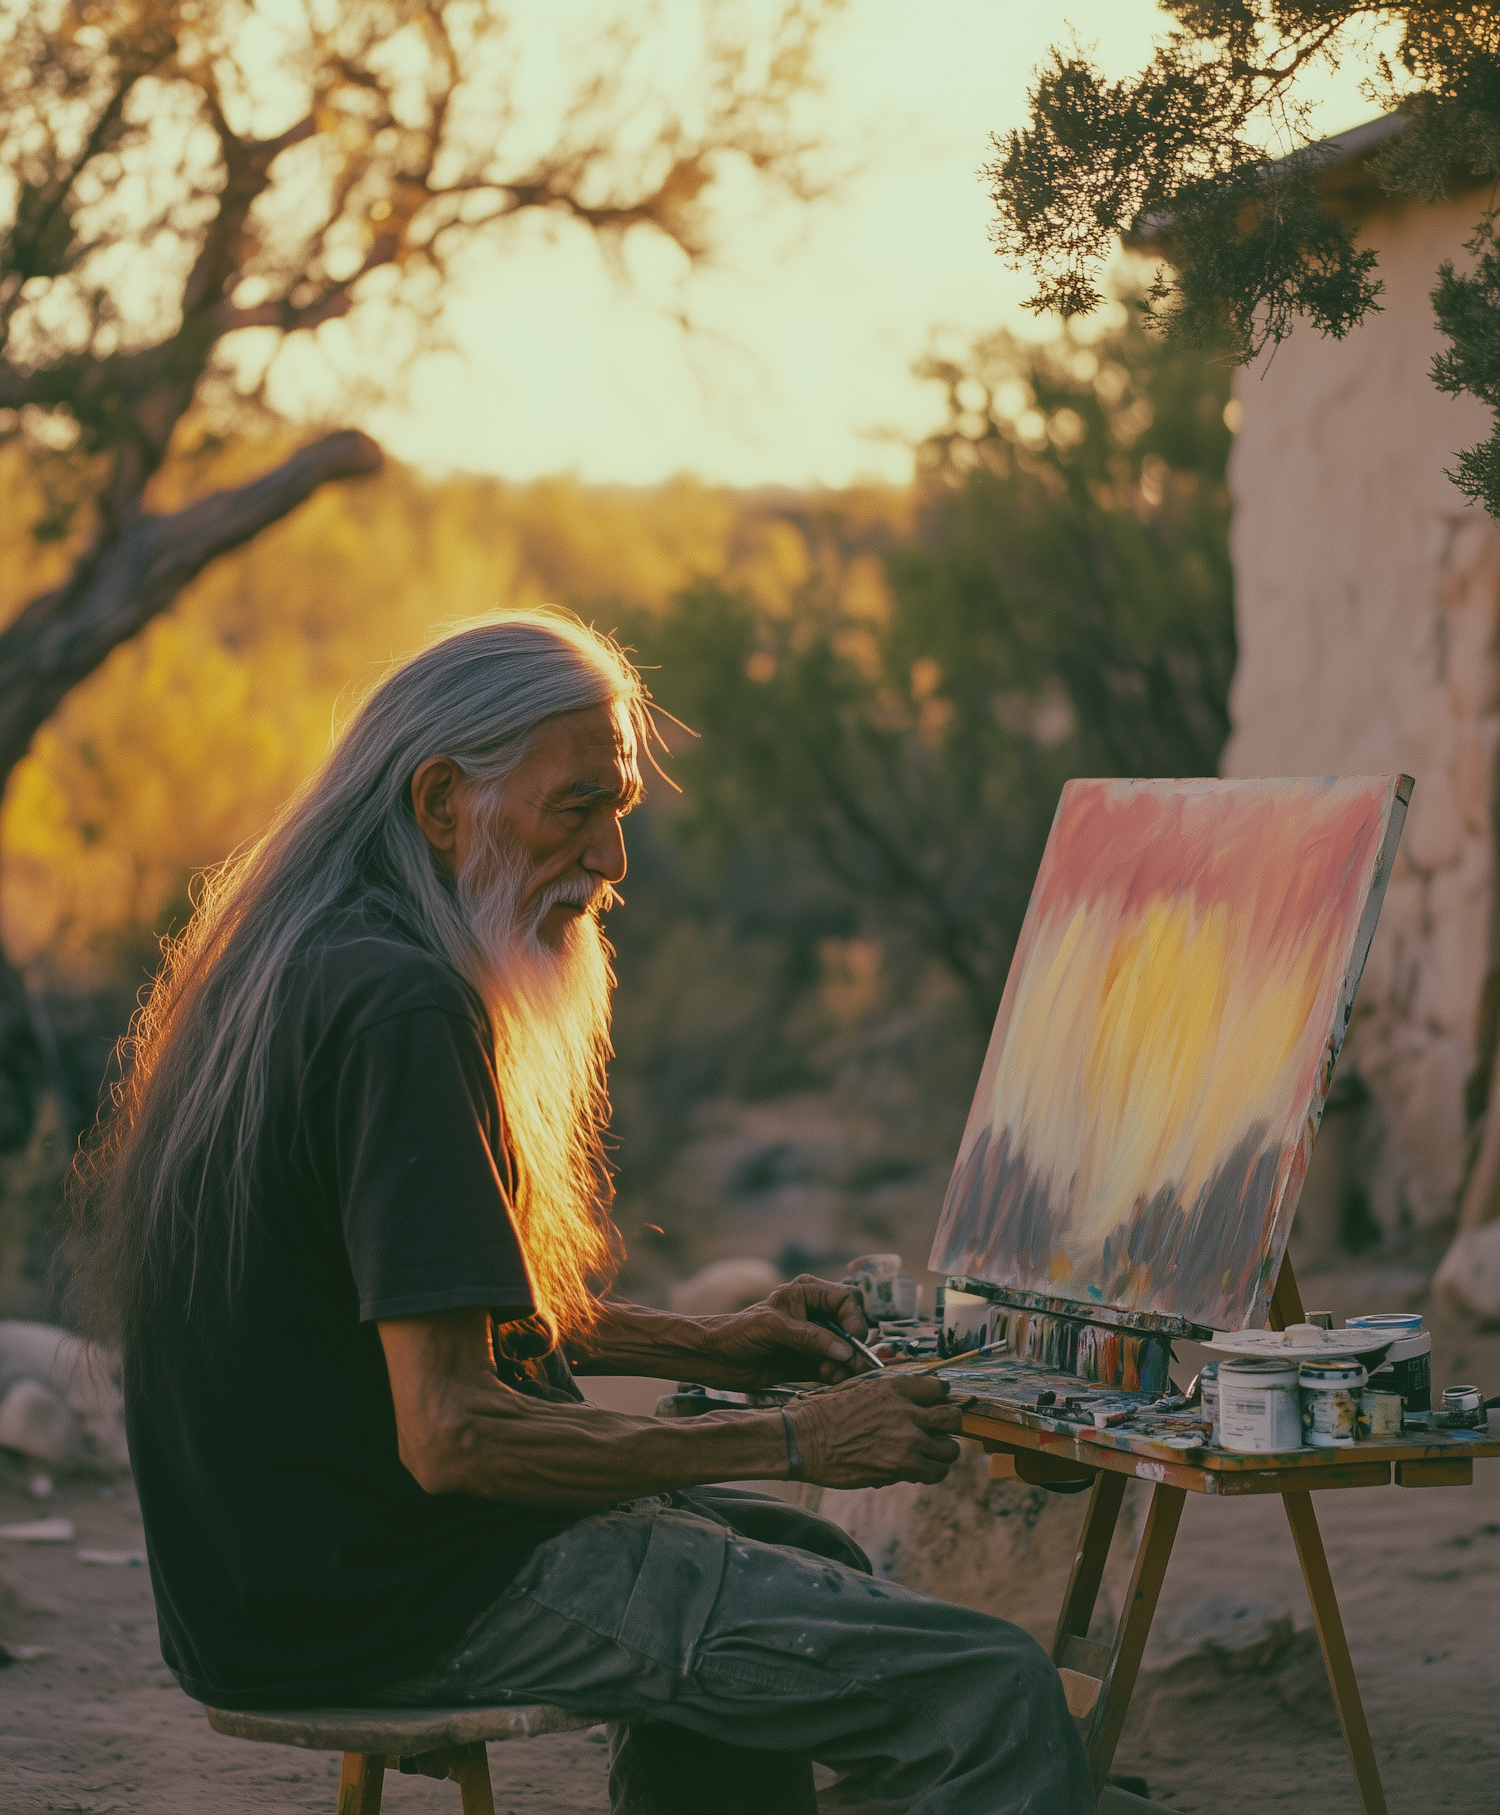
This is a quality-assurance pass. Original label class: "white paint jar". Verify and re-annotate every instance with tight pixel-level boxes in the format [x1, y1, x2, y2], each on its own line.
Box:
[1299, 1359, 1367, 1447]
[1218, 1359, 1303, 1453]
[1357, 1389, 1403, 1439]
[942, 1288, 996, 1358]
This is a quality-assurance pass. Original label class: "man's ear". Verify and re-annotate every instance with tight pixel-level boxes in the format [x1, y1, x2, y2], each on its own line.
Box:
[411, 757, 464, 873]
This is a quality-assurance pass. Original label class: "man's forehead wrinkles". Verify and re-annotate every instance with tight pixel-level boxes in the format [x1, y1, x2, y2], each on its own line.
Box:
[547, 768, 641, 808]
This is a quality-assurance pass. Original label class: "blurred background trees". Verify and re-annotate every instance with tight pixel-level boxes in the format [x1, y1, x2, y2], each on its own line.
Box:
[0, 0, 840, 1153]
[0, 289, 1236, 1313]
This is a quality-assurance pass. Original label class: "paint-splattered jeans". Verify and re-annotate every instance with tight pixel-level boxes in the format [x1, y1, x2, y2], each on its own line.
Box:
[365, 1486, 1093, 1815]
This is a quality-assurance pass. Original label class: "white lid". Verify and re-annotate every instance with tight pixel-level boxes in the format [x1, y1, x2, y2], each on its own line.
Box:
[1220, 1358, 1300, 1385]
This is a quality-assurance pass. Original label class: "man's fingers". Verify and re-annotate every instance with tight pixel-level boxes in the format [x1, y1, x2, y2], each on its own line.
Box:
[783, 1275, 869, 1341]
[913, 1432, 962, 1462]
[915, 1404, 964, 1434]
[887, 1376, 951, 1405]
[775, 1311, 853, 1365]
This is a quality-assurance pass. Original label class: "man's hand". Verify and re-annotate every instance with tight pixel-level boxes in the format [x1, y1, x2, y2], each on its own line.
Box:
[788, 1377, 963, 1488]
[693, 1274, 874, 1388]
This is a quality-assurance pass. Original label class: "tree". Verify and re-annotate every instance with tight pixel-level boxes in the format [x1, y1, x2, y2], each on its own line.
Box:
[987, 4, 1500, 513]
[0, 0, 840, 1147]
[627, 303, 1235, 1039]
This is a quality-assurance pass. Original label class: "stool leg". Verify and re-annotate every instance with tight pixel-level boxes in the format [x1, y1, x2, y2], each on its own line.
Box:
[449, 1741, 496, 1815]
[337, 1751, 385, 1815]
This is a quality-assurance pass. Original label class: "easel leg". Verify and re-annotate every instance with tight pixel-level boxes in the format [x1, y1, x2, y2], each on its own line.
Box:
[1086, 1482, 1186, 1792]
[1053, 1469, 1128, 1657]
[1283, 1491, 1388, 1815]
[336, 1752, 384, 1815]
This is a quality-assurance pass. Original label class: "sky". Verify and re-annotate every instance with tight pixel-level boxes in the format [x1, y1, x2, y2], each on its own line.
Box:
[363, 0, 1393, 490]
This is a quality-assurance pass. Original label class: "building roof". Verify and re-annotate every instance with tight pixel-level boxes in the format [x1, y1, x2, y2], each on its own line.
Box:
[1135, 110, 1482, 243]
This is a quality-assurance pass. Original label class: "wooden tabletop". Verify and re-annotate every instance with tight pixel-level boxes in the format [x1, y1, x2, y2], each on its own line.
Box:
[961, 1396, 1500, 1494]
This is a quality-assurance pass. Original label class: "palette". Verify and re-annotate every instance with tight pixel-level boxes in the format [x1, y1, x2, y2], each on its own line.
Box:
[932, 1356, 1207, 1458]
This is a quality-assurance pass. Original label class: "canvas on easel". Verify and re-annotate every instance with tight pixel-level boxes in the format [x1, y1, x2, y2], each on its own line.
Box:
[929, 776, 1412, 1337]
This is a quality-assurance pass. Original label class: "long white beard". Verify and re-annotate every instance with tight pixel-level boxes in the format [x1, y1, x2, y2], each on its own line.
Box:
[455, 830, 618, 1342]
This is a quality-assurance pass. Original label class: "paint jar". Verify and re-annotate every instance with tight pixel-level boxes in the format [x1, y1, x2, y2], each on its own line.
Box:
[1199, 1361, 1220, 1446]
[893, 1275, 918, 1320]
[844, 1254, 903, 1324]
[1346, 1313, 1423, 1336]
[942, 1287, 995, 1359]
[1299, 1358, 1367, 1447]
[1344, 1324, 1431, 1412]
[1357, 1389, 1403, 1440]
[1440, 1385, 1487, 1431]
[1218, 1359, 1303, 1453]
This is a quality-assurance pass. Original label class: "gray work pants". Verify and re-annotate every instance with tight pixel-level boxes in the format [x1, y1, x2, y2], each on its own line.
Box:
[368, 1487, 1093, 1815]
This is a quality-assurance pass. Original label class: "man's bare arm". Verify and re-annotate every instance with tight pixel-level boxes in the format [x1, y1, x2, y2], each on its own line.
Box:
[378, 1307, 962, 1507]
[569, 1277, 873, 1389]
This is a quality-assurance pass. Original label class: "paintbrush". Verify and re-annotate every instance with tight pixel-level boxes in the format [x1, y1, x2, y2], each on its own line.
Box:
[888, 1337, 1010, 1372]
[823, 1339, 1009, 1392]
[809, 1314, 887, 1371]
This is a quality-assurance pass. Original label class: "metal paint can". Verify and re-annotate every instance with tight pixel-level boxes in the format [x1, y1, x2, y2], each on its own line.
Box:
[1199, 1361, 1220, 1446]
[1218, 1359, 1303, 1452]
[1440, 1385, 1487, 1430]
[1299, 1358, 1367, 1446]
[1342, 1319, 1430, 1412]
[1357, 1389, 1403, 1439]
[1379, 1332, 1431, 1412]
[1346, 1313, 1423, 1336]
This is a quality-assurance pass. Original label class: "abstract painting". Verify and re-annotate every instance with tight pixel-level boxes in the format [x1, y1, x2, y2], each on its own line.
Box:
[930, 776, 1411, 1332]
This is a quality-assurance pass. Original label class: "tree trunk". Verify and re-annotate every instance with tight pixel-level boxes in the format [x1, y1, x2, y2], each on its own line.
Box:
[0, 429, 383, 1149]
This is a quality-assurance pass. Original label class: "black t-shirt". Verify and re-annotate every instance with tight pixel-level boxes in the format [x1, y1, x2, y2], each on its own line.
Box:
[126, 914, 581, 1710]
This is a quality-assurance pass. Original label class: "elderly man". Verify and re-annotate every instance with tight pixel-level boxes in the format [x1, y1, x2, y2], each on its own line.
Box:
[74, 614, 1091, 1814]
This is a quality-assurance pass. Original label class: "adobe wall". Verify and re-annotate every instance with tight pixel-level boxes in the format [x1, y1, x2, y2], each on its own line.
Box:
[1224, 191, 1500, 1243]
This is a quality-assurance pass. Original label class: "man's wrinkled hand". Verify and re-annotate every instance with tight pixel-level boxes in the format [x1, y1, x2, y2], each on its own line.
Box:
[787, 1376, 963, 1489]
[696, 1274, 872, 1387]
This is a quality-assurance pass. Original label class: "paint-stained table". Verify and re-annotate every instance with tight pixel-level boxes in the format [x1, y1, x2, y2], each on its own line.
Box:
[959, 1398, 1500, 1814]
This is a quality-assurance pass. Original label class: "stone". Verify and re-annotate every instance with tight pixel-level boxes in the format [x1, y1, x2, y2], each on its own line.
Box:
[667, 1256, 781, 1315]
[1434, 1221, 1500, 1323]
[0, 1322, 130, 1472]
[0, 1381, 72, 1464]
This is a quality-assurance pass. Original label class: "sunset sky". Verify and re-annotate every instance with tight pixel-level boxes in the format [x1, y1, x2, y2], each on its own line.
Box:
[367, 1, 1395, 489]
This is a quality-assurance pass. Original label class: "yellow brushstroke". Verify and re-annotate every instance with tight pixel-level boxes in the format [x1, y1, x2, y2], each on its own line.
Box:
[985, 891, 1328, 1257]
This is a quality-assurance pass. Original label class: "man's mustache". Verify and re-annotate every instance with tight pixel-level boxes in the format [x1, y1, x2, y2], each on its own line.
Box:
[532, 878, 620, 922]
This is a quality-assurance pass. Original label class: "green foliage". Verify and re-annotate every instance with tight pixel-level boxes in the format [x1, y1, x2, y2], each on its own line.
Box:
[1434, 219, 1500, 510]
[990, 3, 1500, 516]
[620, 306, 1236, 1042]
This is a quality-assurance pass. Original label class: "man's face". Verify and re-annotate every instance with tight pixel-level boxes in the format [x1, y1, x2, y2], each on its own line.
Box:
[459, 700, 642, 950]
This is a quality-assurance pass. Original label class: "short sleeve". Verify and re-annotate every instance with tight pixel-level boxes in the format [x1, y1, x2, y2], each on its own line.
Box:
[332, 1007, 536, 1323]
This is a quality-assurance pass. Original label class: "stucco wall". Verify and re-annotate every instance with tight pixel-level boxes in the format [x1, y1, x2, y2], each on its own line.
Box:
[1224, 191, 1500, 1241]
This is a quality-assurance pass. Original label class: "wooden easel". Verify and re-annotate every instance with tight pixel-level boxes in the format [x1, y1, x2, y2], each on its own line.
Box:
[962, 1254, 1500, 1815]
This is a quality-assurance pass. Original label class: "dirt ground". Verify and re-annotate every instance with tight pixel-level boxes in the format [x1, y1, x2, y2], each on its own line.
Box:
[3, 1423, 1498, 1815]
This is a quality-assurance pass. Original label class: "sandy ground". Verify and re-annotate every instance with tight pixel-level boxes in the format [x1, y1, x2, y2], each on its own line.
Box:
[5, 1288, 1500, 1815]
[3, 1442, 1499, 1815]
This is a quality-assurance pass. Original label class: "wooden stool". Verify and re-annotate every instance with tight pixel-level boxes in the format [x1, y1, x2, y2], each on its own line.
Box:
[204, 1700, 600, 1813]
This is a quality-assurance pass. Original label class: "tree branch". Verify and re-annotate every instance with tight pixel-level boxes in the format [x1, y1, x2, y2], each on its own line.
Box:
[0, 430, 383, 776]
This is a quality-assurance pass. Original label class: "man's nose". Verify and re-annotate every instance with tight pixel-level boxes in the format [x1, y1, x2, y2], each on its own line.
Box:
[583, 815, 627, 885]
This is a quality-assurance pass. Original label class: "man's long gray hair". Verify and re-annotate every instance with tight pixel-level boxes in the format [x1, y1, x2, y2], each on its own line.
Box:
[69, 610, 649, 1361]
